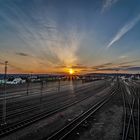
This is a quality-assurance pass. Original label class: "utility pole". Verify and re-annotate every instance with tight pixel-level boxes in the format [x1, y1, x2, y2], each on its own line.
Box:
[74, 75, 77, 90]
[26, 76, 29, 95]
[1, 61, 8, 125]
[40, 80, 43, 103]
[58, 78, 60, 92]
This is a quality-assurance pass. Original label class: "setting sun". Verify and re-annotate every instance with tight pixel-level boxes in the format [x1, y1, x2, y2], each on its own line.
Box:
[69, 68, 74, 75]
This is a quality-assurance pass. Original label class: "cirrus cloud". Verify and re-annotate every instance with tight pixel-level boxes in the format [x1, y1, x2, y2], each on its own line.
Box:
[106, 14, 140, 49]
[101, 0, 119, 13]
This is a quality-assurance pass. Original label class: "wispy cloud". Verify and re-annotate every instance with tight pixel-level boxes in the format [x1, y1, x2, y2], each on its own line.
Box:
[106, 14, 140, 49]
[94, 62, 113, 69]
[101, 0, 119, 13]
[90, 59, 140, 73]
[0, 1, 83, 73]
[119, 55, 128, 59]
[16, 52, 30, 57]
[47, 30, 82, 67]
[0, 58, 7, 65]
[0, 62, 4, 65]
[126, 66, 140, 71]
[118, 60, 140, 65]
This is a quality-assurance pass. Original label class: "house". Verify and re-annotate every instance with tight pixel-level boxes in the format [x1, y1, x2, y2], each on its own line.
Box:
[0, 79, 5, 85]
[7, 78, 26, 84]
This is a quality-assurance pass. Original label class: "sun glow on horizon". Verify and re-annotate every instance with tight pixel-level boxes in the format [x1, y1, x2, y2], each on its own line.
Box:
[69, 68, 74, 75]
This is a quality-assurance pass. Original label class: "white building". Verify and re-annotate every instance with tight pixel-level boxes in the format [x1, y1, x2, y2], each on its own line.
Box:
[7, 78, 26, 84]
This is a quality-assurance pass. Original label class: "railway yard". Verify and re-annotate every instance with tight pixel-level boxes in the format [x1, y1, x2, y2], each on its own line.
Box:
[1, 0, 140, 140]
[0, 77, 139, 140]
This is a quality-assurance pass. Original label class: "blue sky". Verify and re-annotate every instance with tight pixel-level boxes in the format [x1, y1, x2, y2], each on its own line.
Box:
[0, 0, 140, 74]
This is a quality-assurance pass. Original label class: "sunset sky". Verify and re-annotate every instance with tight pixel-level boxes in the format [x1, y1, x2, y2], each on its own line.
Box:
[0, 0, 140, 74]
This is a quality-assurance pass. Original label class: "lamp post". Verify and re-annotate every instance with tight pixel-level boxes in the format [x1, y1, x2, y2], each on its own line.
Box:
[1, 61, 8, 125]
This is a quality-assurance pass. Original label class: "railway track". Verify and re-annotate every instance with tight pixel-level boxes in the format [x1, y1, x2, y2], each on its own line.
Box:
[46, 85, 118, 140]
[0, 82, 114, 137]
[1, 80, 104, 107]
[0, 80, 83, 101]
[121, 81, 139, 140]
[0, 80, 75, 94]
[0, 79, 99, 100]
[0, 80, 103, 105]
[0, 82, 107, 123]
[0, 85, 107, 126]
